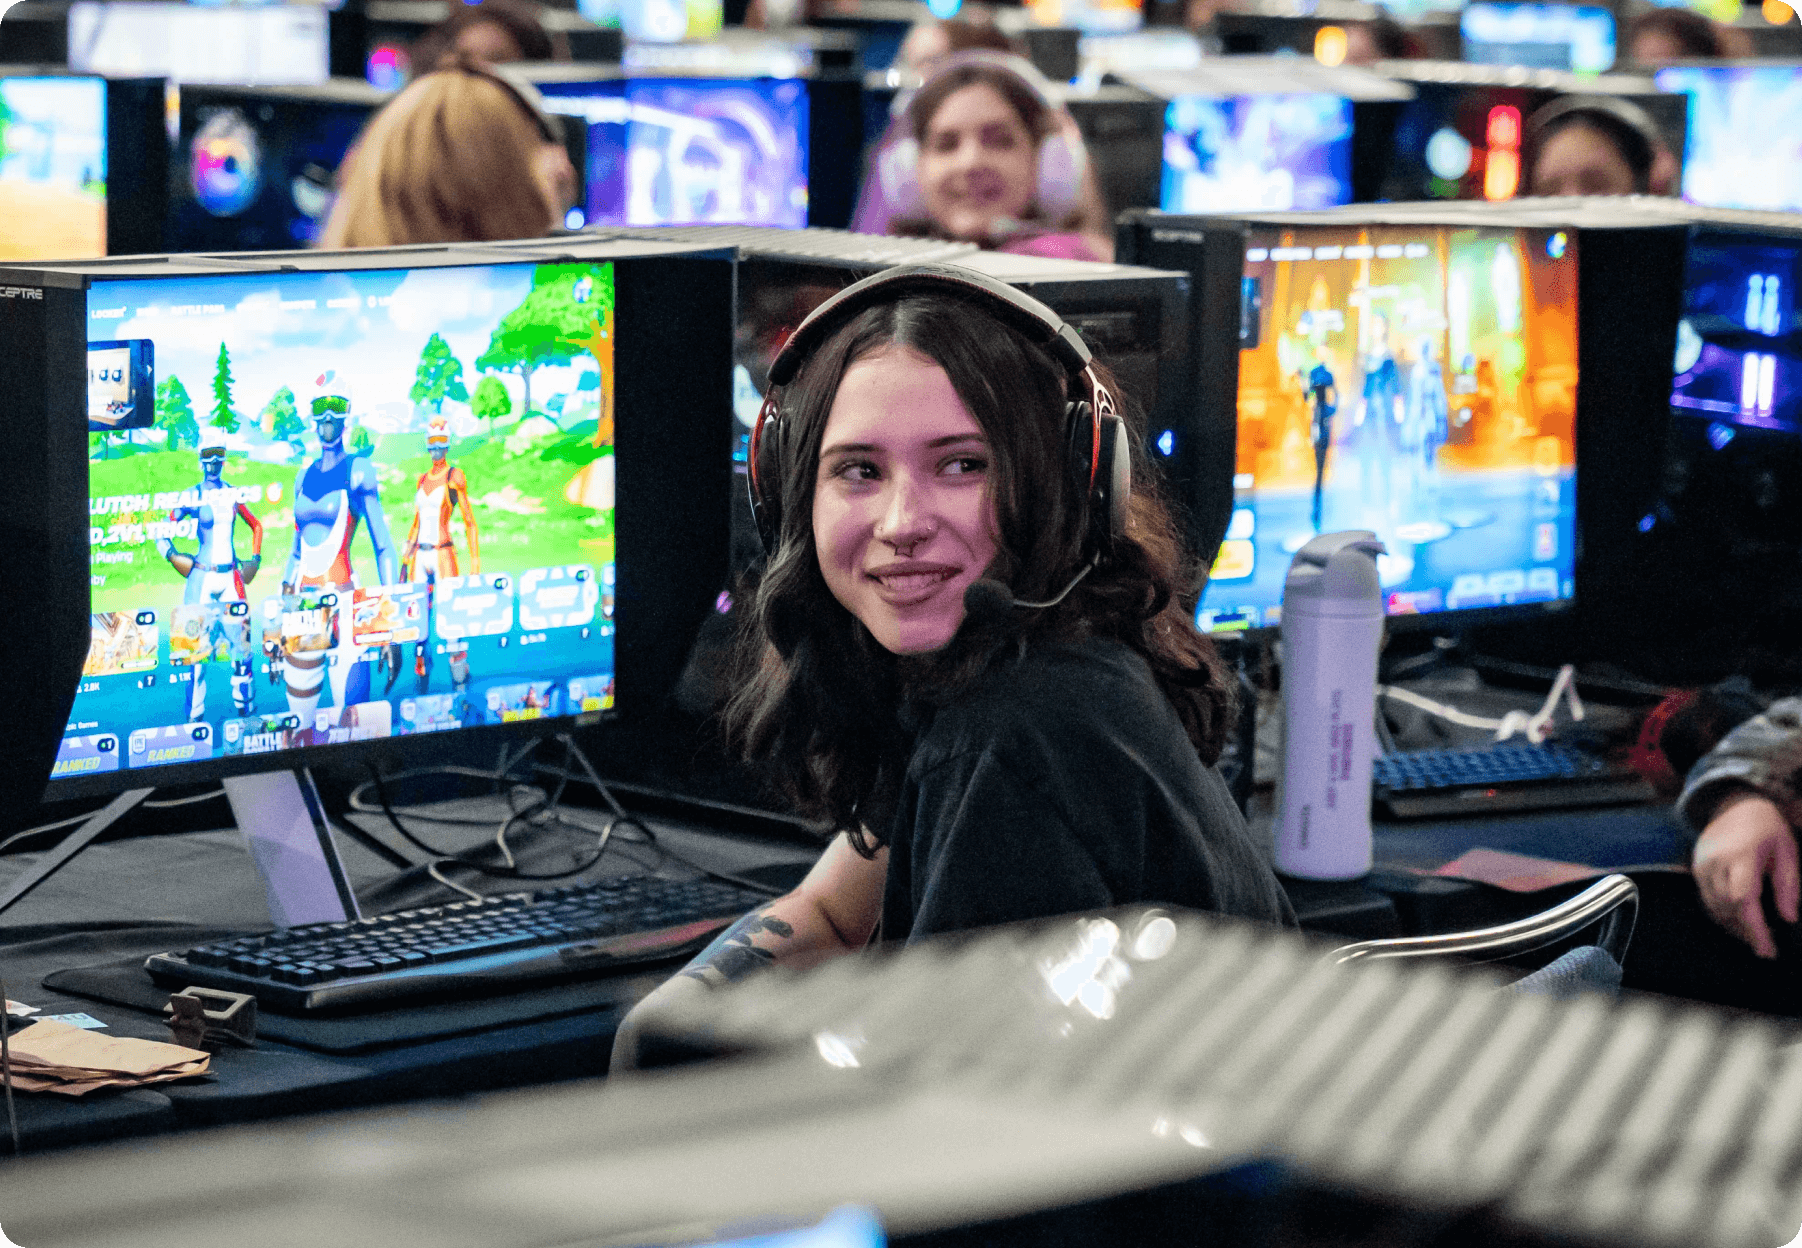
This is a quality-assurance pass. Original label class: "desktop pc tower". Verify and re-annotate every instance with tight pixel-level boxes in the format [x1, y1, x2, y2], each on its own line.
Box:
[598, 223, 1199, 572]
[1117, 201, 1690, 661]
[0, 69, 165, 260]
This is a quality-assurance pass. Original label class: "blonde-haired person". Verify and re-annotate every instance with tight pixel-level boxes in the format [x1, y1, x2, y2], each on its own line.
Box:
[319, 57, 576, 249]
[853, 52, 1113, 262]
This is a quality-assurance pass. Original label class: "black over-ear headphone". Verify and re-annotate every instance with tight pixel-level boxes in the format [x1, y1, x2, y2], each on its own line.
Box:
[746, 264, 1131, 569]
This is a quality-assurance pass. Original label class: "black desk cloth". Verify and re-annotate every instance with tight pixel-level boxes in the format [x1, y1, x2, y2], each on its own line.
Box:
[0, 788, 1791, 1157]
[0, 810, 820, 1151]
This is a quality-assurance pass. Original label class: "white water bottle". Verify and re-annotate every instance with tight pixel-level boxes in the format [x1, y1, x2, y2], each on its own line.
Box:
[1275, 531, 1386, 880]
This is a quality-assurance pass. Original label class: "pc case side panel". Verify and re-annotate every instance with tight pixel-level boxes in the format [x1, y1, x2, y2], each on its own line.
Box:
[106, 77, 170, 257]
[611, 253, 735, 720]
[1, 279, 91, 815]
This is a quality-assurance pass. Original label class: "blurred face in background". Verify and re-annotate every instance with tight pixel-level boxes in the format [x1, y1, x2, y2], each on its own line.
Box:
[916, 82, 1037, 242]
[455, 19, 525, 63]
[1530, 123, 1639, 196]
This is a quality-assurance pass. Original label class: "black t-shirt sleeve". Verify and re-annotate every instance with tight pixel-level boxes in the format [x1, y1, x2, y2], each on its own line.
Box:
[904, 745, 1115, 939]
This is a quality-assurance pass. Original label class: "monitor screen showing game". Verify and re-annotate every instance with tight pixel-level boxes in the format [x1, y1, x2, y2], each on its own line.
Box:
[168, 86, 382, 252]
[1459, 3, 1616, 74]
[1161, 94, 1353, 214]
[1657, 66, 1802, 213]
[60, 260, 618, 782]
[1671, 231, 1802, 434]
[1198, 223, 1579, 633]
[540, 76, 808, 228]
[68, 2, 330, 86]
[0, 76, 106, 261]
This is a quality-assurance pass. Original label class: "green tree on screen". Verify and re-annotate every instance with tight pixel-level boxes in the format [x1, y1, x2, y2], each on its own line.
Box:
[409, 333, 469, 415]
[471, 375, 512, 425]
[156, 376, 199, 451]
[262, 386, 305, 447]
[475, 264, 613, 423]
[209, 343, 239, 434]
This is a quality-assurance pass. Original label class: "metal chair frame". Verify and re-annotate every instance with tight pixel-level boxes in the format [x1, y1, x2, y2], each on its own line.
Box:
[1329, 873, 1638, 969]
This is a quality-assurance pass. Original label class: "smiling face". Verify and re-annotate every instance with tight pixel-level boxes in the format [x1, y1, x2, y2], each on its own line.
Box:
[811, 346, 1000, 654]
[916, 82, 1039, 243]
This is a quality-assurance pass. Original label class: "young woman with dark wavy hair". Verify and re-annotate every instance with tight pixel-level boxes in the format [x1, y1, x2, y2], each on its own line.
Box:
[610, 269, 1292, 1071]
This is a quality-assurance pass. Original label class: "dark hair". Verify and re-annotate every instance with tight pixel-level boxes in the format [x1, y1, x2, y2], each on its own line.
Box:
[1625, 7, 1730, 61]
[909, 62, 1055, 146]
[934, 17, 1017, 56]
[411, 0, 559, 74]
[1357, 14, 1413, 59]
[724, 290, 1233, 856]
[1524, 96, 1662, 194]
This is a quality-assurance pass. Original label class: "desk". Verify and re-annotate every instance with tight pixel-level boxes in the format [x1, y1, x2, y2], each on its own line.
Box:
[0, 799, 820, 1154]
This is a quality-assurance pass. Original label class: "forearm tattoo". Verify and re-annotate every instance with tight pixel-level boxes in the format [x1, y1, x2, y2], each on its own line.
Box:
[680, 906, 796, 985]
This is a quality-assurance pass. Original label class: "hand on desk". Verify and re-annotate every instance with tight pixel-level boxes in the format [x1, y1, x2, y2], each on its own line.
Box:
[1693, 791, 1799, 960]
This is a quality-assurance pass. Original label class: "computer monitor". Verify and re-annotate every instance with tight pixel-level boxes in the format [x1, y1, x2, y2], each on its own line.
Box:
[1025, 0, 1143, 35]
[1120, 64, 1414, 210]
[578, 0, 724, 43]
[1643, 218, 1802, 671]
[66, 1, 330, 86]
[1458, 2, 1616, 74]
[529, 68, 863, 230]
[1656, 63, 1802, 213]
[166, 81, 389, 253]
[25, 237, 734, 801]
[0, 69, 166, 259]
[1371, 64, 1687, 203]
[1118, 203, 1690, 642]
[1162, 93, 1355, 213]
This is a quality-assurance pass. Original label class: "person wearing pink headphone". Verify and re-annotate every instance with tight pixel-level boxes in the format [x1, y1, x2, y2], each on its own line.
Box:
[853, 52, 1114, 262]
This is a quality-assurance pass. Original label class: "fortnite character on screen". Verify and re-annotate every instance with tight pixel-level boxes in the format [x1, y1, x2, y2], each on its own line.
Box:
[1355, 315, 1402, 523]
[1403, 337, 1449, 519]
[156, 430, 265, 720]
[1303, 351, 1337, 533]
[278, 372, 399, 717]
[402, 418, 481, 694]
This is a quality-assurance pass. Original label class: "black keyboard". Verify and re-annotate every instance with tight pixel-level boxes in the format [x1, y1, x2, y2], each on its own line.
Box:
[145, 875, 769, 1013]
[1372, 743, 1654, 819]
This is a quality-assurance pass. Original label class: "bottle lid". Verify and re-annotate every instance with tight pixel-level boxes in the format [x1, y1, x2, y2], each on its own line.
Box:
[1282, 530, 1386, 607]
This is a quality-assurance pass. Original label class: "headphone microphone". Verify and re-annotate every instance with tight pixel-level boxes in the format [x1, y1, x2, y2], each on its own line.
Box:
[962, 559, 1097, 624]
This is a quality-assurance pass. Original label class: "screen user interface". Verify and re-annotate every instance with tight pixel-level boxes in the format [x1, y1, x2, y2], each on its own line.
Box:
[1672, 233, 1802, 435]
[1198, 224, 1579, 633]
[1161, 94, 1352, 214]
[1657, 67, 1802, 214]
[62, 261, 619, 781]
[0, 76, 106, 261]
[540, 77, 809, 228]
[1379, 87, 1536, 202]
[1459, 3, 1616, 74]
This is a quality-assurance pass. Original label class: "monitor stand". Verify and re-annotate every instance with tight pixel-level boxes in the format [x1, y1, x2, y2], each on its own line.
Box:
[0, 769, 408, 925]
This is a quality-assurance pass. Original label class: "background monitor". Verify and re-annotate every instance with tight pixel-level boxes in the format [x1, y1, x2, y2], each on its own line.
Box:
[167, 81, 388, 253]
[1161, 93, 1354, 213]
[1657, 64, 1802, 213]
[1201, 220, 1582, 633]
[1458, 2, 1616, 74]
[1639, 224, 1802, 675]
[0, 74, 105, 261]
[33, 239, 733, 800]
[533, 70, 861, 229]
[67, 1, 330, 85]
[0, 69, 165, 259]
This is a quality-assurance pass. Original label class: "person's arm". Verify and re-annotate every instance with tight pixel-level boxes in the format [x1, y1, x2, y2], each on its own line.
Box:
[1678, 697, 1802, 956]
[608, 834, 887, 1074]
[1693, 790, 1798, 959]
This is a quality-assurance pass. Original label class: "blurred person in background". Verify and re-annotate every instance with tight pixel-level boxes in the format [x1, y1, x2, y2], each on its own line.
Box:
[853, 53, 1112, 261]
[410, 0, 566, 72]
[320, 57, 576, 249]
[896, 13, 1017, 71]
[1523, 94, 1679, 196]
[1342, 13, 1416, 63]
[1624, 6, 1751, 65]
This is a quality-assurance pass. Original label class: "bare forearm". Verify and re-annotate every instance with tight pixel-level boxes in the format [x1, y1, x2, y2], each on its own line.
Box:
[678, 891, 856, 988]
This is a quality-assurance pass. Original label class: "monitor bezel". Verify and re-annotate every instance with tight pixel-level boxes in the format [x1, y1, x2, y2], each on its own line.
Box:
[39, 238, 733, 802]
